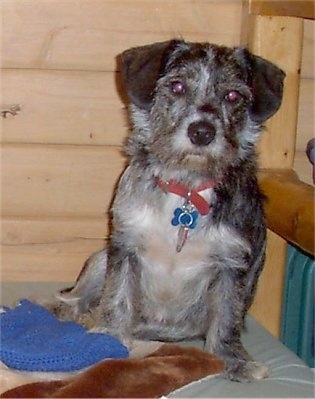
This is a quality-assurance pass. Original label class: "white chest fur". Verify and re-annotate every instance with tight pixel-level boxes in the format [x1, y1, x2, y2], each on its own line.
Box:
[118, 187, 250, 320]
[127, 190, 215, 302]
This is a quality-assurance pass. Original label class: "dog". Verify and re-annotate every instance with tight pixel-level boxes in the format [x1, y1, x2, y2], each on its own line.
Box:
[44, 40, 285, 382]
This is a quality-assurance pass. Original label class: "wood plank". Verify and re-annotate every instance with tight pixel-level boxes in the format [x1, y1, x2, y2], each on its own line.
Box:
[259, 169, 314, 255]
[248, 0, 315, 20]
[1, 0, 242, 71]
[2, 216, 108, 245]
[2, 71, 312, 149]
[249, 230, 287, 338]
[1, 69, 128, 146]
[296, 78, 314, 152]
[246, 15, 304, 169]
[1, 144, 126, 217]
[1, 215, 108, 282]
[301, 19, 314, 79]
[1, 238, 105, 282]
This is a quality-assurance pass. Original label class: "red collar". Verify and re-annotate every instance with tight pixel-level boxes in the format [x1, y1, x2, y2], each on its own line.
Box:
[156, 177, 216, 215]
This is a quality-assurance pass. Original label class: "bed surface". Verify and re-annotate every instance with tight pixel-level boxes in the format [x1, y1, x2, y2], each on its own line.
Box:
[1, 282, 314, 398]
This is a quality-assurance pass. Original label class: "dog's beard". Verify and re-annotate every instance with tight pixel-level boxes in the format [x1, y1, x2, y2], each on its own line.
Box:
[148, 141, 238, 180]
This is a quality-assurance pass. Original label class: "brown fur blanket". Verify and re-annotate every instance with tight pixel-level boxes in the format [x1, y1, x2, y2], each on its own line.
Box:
[1, 344, 224, 398]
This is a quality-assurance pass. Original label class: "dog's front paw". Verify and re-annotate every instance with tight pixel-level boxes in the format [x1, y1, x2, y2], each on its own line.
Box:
[224, 359, 269, 382]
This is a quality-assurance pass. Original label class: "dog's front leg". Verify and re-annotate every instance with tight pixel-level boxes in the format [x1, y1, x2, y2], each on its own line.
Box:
[205, 270, 268, 382]
[87, 247, 141, 338]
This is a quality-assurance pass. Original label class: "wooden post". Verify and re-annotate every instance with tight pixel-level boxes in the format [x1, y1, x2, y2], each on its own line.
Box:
[243, 11, 304, 337]
[245, 15, 304, 169]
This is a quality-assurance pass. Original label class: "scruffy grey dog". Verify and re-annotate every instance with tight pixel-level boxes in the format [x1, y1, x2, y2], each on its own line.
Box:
[47, 40, 285, 381]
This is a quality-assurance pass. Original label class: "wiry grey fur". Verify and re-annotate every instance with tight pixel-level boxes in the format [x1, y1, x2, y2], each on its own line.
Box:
[45, 40, 285, 381]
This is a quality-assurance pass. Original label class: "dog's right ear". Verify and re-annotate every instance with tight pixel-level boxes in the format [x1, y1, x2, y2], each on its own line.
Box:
[121, 40, 180, 110]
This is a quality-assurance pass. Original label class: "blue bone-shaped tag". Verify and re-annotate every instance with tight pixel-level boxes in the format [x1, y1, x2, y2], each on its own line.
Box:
[171, 207, 199, 229]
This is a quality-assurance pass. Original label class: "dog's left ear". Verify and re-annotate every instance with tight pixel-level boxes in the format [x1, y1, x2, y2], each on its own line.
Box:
[121, 40, 180, 110]
[247, 51, 286, 123]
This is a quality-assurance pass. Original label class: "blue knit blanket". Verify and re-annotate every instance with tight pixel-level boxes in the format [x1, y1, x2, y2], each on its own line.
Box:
[0, 299, 128, 372]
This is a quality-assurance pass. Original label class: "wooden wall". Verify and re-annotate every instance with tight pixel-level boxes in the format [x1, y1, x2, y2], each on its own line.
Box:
[294, 18, 314, 184]
[1, 0, 244, 282]
[1, 0, 313, 336]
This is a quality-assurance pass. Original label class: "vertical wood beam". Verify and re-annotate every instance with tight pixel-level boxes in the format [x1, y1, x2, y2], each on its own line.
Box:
[242, 9, 305, 337]
[250, 230, 287, 337]
[245, 15, 304, 169]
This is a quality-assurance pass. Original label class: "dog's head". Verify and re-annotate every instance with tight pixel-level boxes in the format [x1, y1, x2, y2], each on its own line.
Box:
[121, 40, 285, 179]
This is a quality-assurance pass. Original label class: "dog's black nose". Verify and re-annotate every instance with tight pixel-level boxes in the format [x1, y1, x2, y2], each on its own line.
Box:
[188, 121, 215, 146]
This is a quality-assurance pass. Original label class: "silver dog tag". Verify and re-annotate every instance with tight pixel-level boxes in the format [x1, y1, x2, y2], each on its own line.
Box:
[176, 225, 189, 252]
[172, 196, 199, 253]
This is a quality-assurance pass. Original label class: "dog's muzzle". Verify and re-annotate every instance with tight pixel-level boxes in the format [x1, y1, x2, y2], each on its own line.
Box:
[187, 121, 215, 146]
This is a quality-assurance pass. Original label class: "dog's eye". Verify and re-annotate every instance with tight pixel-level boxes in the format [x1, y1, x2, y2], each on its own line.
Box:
[170, 81, 186, 95]
[225, 90, 242, 104]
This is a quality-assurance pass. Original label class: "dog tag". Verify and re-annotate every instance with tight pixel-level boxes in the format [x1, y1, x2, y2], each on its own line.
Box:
[171, 197, 199, 252]
[176, 226, 189, 252]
